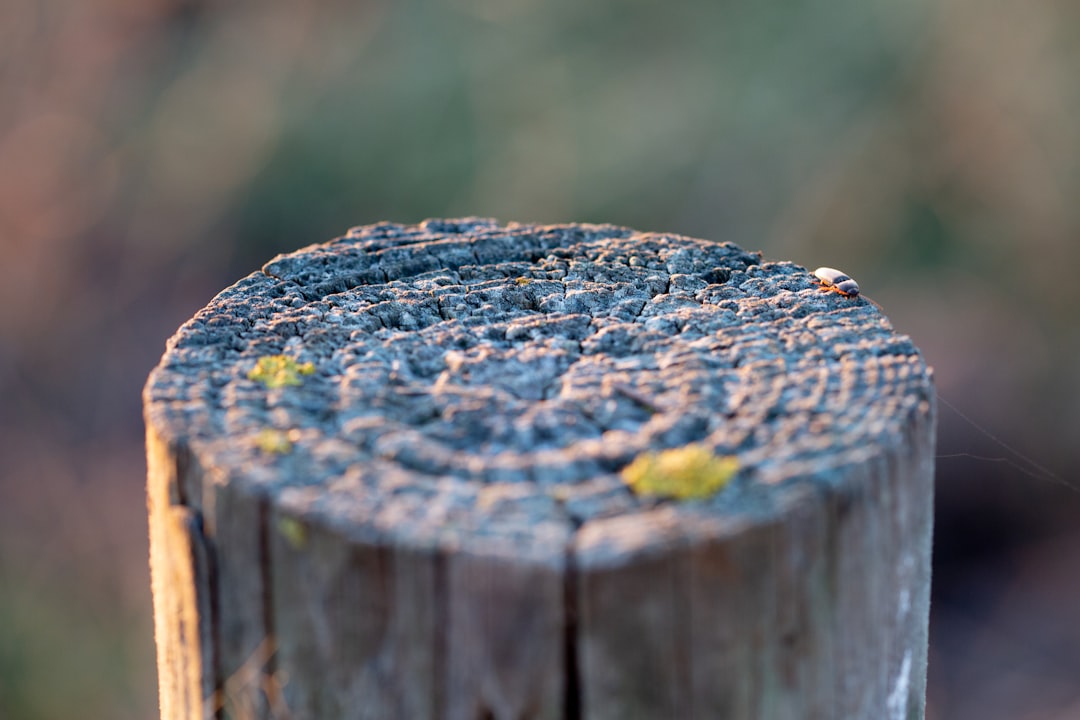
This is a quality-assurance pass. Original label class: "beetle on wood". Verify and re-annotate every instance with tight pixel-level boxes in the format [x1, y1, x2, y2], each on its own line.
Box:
[814, 267, 860, 297]
[810, 263, 1070, 492]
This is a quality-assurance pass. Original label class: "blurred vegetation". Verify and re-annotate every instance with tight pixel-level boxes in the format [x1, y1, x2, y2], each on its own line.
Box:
[2, 0, 1080, 718]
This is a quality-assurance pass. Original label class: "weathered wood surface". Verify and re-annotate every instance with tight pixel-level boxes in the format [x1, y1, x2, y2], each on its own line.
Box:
[144, 218, 936, 720]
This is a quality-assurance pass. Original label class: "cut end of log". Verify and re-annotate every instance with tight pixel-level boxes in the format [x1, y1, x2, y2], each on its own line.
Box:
[144, 219, 936, 719]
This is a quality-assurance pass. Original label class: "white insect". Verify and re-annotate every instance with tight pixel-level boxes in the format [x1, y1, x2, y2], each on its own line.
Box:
[813, 267, 860, 297]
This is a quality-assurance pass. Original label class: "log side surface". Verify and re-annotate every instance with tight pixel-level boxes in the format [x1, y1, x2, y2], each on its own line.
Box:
[144, 218, 936, 720]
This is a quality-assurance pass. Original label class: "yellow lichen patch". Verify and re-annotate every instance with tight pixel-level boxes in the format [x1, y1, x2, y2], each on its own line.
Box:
[621, 444, 737, 500]
[247, 355, 316, 388]
[514, 276, 531, 286]
[277, 516, 308, 550]
[255, 428, 293, 454]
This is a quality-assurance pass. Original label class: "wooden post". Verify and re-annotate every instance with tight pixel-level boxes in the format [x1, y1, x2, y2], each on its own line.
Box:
[144, 218, 935, 720]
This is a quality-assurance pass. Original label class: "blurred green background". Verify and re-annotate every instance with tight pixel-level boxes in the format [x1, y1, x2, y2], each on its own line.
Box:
[2, 1, 1079, 718]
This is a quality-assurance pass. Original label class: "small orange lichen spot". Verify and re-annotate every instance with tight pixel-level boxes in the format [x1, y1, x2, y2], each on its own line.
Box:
[621, 444, 737, 500]
[247, 355, 316, 388]
[514, 276, 531, 286]
[277, 516, 308, 550]
[255, 428, 293, 454]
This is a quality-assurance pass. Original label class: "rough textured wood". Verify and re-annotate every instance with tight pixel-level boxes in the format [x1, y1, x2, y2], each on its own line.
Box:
[144, 218, 936, 720]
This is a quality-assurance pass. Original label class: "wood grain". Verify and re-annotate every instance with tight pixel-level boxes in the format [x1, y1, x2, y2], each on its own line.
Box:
[144, 218, 935, 719]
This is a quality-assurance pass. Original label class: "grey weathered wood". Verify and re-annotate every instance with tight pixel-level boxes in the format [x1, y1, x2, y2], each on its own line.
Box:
[144, 218, 936, 720]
